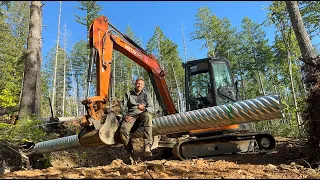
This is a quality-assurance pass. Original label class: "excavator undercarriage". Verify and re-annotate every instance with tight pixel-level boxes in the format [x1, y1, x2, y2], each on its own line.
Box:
[155, 131, 276, 160]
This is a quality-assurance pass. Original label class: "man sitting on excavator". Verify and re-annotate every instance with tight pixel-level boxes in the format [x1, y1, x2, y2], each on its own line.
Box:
[119, 77, 154, 160]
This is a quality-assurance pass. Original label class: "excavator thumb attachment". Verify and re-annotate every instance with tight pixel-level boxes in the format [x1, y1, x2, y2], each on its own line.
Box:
[78, 112, 122, 147]
[99, 113, 120, 145]
[78, 112, 161, 149]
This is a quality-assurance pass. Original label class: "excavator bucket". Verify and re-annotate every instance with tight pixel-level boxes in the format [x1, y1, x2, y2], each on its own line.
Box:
[77, 112, 121, 147]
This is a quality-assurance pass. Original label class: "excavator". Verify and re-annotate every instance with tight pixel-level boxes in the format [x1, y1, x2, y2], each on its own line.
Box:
[30, 16, 283, 160]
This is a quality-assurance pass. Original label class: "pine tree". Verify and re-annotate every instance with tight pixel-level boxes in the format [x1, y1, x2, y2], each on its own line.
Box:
[74, 1, 102, 32]
[19, 1, 42, 118]
[51, 1, 62, 115]
[0, 2, 30, 109]
[146, 26, 184, 113]
[43, 45, 70, 117]
[191, 6, 236, 58]
[73, 1, 103, 114]
[267, 1, 304, 126]
[285, 0, 320, 163]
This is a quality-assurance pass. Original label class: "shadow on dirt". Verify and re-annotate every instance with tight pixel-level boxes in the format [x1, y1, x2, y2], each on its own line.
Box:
[200, 137, 305, 166]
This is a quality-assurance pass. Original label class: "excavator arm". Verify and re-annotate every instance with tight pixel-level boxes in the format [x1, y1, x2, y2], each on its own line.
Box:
[81, 16, 176, 127]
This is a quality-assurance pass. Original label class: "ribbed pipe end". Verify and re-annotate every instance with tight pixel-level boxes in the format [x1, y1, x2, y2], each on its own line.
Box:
[33, 135, 82, 154]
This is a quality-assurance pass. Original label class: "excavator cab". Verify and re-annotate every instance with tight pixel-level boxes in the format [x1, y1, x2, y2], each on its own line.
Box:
[183, 57, 242, 137]
[184, 57, 238, 111]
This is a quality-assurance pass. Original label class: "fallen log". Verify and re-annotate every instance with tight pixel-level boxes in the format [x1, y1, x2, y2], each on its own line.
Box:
[0, 106, 19, 116]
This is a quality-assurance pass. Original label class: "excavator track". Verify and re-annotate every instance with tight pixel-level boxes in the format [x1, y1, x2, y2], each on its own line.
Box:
[172, 132, 276, 160]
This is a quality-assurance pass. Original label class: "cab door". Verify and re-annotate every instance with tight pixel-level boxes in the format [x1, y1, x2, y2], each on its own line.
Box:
[210, 60, 237, 105]
[185, 58, 237, 111]
[185, 58, 215, 111]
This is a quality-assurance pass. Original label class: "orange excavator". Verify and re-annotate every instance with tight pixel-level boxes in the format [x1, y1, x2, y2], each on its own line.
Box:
[31, 16, 283, 160]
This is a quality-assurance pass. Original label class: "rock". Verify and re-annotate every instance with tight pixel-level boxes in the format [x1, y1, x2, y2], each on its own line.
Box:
[306, 168, 316, 174]
[142, 173, 153, 179]
[111, 159, 124, 167]
[112, 171, 121, 176]
[306, 168, 320, 179]
[267, 164, 277, 170]
[147, 163, 165, 173]
[124, 166, 136, 173]
[295, 159, 310, 168]
[163, 161, 171, 166]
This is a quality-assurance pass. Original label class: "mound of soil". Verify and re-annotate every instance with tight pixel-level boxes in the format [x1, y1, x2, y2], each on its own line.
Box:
[1, 136, 320, 179]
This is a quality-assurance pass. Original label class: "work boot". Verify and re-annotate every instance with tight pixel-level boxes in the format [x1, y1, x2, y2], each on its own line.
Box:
[144, 145, 153, 157]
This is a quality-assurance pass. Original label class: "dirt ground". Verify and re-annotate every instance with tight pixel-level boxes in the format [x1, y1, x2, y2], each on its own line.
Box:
[1, 136, 320, 179]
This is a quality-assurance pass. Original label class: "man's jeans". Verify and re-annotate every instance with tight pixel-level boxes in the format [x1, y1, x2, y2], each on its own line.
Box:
[119, 112, 153, 154]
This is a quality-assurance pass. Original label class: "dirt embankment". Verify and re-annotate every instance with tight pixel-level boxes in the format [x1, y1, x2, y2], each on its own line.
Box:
[1, 137, 320, 179]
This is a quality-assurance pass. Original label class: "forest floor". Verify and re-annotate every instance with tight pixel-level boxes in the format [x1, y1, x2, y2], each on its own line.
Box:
[1, 136, 320, 179]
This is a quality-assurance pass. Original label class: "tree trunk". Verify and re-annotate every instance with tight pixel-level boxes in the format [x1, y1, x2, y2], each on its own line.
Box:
[0, 106, 19, 116]
[257, 72, 266, 96]
[285, 1, 320, 162]
[75, 70, 79, 117]
[35, 1, 42, 119]
[181, 21, 188, 62]
[35, 3, 42, 119]
[170, 62, 183, 112]
[287, 50, 302, 125]
[19, 1, 42, 118]
[285, 1, 317, 80]
[253, 48, 265, 96]
[52, 1, 62, 115]
[62, 24, 67, 117]
[240, 75, 246, 100]
[112, 53, 116, 99]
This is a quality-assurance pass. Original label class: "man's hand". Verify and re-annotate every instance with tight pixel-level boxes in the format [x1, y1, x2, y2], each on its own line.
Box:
[137, 103, 145, 111]
[124, 115, 135, 123]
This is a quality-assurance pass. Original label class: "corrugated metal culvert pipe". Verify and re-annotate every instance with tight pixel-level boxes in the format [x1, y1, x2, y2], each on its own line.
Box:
[32, 135, 81, 154]
[31, 95, 283, 154]
[132, 94, 283, 137]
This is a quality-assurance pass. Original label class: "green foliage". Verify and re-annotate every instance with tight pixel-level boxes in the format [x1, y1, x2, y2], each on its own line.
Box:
[74, 1, 102, 32]
[254, 117, 306, 138]
[0, 1, 29, 109]
[146, 26, 185, 113]
[71, 1, 103, 114]
[69, 40, 89, 99]
[191, 6, 237, 58]
[111, 25, 145, 100]
[43, 45, 73, 117]
[266, 1, 305, 128]
[0, 89, 17, 108]
[188, 4, 318, 138]
[0, 116, 59, 143]
[299, 1, 320, 39]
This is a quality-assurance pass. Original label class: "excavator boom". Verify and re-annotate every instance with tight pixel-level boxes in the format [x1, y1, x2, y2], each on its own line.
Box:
[86, 16, 176, 118]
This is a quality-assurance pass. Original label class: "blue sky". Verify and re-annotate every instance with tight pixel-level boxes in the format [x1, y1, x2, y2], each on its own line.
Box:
[42, 1, 277, 62]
